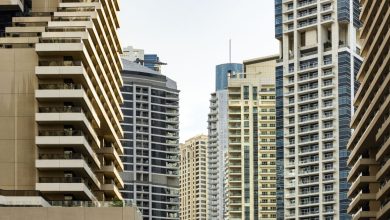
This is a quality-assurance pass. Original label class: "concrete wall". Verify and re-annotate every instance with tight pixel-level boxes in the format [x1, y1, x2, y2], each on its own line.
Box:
[0, 207, 143, 220]
[32, 0, 58, 12]
[0, 48, 38, 190]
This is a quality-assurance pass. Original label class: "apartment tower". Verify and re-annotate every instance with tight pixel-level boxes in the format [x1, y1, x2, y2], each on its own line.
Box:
[179, 135, 208, 220]
[275, 0, 362, 219]
[225, 55, 277, 220]
[207, 63, 243, 219]
[0, 0, 125, 202]
[0, 0, 142, 219]
[120, 58, 180, 220]
[347, 1, 390, 219]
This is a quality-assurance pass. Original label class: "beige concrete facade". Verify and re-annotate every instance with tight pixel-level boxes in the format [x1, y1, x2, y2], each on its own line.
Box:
[276, 0, 363, 219]
[179, 134, 208, 220]
[0, 206, 142, 220]
[347, 1, 390, 220]
[226, 56, 277, 220]
[0, 0, 124, 206]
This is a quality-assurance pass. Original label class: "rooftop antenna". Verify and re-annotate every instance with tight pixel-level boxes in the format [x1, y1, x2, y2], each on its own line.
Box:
[229, 39, 232, 64]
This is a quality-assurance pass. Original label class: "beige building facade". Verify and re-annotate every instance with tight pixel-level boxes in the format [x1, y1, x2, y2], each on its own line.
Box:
[0, 0, 142, 219]
[225, 55, 277, 220]
[275, 0, 363, 219]
[179, 135, 208, 220]
[347, 0, 390, 220]
[0, 206, 142, 220]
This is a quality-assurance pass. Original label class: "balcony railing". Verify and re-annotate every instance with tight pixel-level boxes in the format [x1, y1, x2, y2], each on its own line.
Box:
[38, 129, 84, 136]
[38, 83, 82, 90]
[49, 200, 137, 208]
[39, 106, 83, 113]
[38, 60, 82, 66]
[39, 38, 82, 44]
[39, 177, 86, 183]
[299, 62, 318, 71]
[297, 0, 316, 8]
[0, 190, 42, 197]
[60, 0, 100, 3]
[38, 153, 84, 160]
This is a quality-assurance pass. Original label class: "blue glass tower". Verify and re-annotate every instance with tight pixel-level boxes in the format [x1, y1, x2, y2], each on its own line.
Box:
[144, 54, 161, 72]
[215, 63, 243, 91]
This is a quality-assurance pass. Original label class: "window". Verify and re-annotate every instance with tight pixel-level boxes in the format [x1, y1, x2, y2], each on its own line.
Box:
[301, 32, 306, 46]
[243, 86, 249, 100]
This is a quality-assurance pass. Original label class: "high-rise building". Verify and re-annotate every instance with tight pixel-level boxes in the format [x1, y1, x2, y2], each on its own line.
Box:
[179, 134, 208, 220]
[0, 0, 142, 219]
[347, 1, 390, 220]
[121, 47, 164, 73]
[275, 0, 362, 219]
[122, 46, 145, 63]
[207, 62, 243, 220]
[120, 58, 180, 220]
[144, 54, 164, 73]
[0, 0, 31, 35]
[216, 63, 244, 91]
[225, 55, 277, 220]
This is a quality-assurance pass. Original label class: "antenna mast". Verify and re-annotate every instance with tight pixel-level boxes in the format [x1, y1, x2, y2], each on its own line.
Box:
[229, 39, 232, 64]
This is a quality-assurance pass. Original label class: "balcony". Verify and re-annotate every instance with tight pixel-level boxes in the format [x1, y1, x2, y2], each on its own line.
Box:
[297, 9, 317, 18]
[299, 168, 319, 175]
[297, 18, 317, 29]
[36, 177, 97, 201]
[378, 199, 390, 220]
[297, 0, 316, 8]
[35, 83, 93, 105]
[36, 130, 100, 162]
[347, 191, 376, 214]
[299, 158, 319, 165]
[35, 38, 83, 55]
[347, 157, 376, 181]
[300, 146, 319, 154]
[352, 208, 377, 220]
[36, 153, 100, 188]
[98, 164, 124, 189]
[36, 107, 100, 144]
[97, 146, 124, 172]
[299, 178, 319, 186]
[299, 62, 318, 71]
[101, 182, 123, 200]
[348, 175, 376, 198]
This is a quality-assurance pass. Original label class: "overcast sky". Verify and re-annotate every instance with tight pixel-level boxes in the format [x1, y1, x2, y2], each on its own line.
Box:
[119, 0, 279, 142]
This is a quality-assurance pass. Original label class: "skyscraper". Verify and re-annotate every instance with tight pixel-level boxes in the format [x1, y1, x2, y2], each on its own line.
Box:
[275, 0, 362, 219]
[120, 58, 180, 220]
[347, 1, 390, 219]
[0, 0, 141, 219]
[179, 134, 208, 220]
[216, 63, 244, 91]
[144, 54, 163, 73]
[225, 55, 277, 220]
[207, 62, 243, 219]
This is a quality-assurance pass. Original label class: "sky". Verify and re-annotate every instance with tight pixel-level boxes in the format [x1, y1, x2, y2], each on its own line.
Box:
[119, 0, 279, 142]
